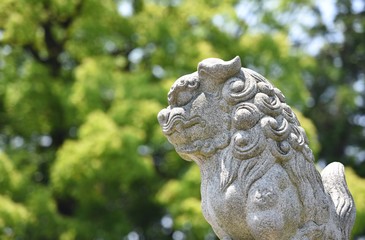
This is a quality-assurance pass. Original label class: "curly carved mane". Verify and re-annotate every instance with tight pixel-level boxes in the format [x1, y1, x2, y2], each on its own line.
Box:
[216, 66, 331, 229]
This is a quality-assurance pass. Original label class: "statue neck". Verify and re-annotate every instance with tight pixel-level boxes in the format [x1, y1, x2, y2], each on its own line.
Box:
[194, 149, 227, 182]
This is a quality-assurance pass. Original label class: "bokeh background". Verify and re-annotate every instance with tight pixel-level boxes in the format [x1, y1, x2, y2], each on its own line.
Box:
[0, 0, 364, 239]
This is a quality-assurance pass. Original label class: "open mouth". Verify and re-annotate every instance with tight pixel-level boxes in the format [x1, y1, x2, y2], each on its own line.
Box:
[162, 115, 205, 135]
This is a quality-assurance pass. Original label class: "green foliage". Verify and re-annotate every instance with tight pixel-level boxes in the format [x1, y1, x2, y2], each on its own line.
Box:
[302, 0, 365, 177]
[51, 111, 159, 238]
[293, 109, 320, 157]
[0, 0, 363, 238]
[157, 164, 210, 238]
[346, 167, 365, 238]
[0, 196, 31, 239]
[71, 57, 117, 119]
[4, 61, 61, 135]
[24, 188, 64, 239]
[0, 153, 21, 195]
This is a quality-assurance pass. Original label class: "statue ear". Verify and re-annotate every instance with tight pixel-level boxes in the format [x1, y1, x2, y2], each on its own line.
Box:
[198, 56, 242, 84]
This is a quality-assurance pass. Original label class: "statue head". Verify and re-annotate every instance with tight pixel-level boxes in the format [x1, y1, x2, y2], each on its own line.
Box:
[157, 56, 313, 164]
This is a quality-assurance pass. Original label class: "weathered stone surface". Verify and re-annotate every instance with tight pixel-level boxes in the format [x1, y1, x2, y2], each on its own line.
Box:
[157, 57, 356, 239]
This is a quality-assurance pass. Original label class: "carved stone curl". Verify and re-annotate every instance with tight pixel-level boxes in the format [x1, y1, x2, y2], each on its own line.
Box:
[158, 57, 356, 240]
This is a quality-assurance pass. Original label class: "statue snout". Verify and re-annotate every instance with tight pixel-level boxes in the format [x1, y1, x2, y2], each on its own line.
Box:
[157, 108, 170, 126]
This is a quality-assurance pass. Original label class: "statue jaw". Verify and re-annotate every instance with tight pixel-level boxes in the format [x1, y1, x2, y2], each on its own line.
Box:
[158, 105, 231, 161]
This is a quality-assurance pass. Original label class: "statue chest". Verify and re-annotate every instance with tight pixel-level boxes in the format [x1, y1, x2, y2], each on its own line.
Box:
[200, 164, 302, 239]
[201, 179, 253, 239]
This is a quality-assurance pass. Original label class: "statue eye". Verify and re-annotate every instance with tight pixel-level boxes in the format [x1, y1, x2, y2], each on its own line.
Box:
[188, 80, 198, 88]
[167, 78, 199, 107]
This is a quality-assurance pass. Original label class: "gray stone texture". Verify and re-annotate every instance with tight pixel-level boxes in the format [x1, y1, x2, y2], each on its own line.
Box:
[158, 57, 356, 239]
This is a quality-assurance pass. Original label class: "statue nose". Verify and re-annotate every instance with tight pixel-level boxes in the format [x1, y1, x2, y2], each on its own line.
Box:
[158, 108, 170, 125]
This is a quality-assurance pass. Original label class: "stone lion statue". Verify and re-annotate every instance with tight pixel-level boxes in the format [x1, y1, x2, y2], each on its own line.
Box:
[157, 57, 355, 240]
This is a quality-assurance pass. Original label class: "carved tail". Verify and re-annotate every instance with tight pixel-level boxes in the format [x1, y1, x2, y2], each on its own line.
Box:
[321, 162, 356, 239]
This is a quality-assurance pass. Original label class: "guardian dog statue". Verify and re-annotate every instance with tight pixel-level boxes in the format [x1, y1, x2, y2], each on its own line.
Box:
[157, 57, 355, 239]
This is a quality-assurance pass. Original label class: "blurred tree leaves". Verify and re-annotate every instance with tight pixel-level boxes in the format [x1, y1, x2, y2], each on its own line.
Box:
[0, 0, 364, 239]
[346, 167, 365, 239]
